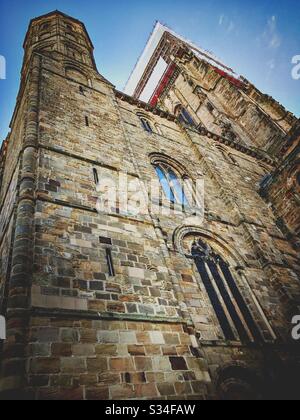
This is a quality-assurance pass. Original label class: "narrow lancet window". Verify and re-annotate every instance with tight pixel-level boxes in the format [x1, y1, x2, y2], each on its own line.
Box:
[106, 248, 115, 277]
[154, 163, 190, 207]
[192, 239, 262, 343]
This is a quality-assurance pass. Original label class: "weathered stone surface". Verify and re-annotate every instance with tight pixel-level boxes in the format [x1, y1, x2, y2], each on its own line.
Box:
[61, 358, 86, 374]
[30, 358, 60, 374]
[38, 387, 84, 401]
[0, 10, 299, 402]
[86, 386, 109, 400]
[97, 331, 119, 344]
[51, 343, 72, 357]
[128, 345, 146, 356]
[95, 344, 118, 356]
[110, 358, 134, 372]
[72, 344, 95, 357]
[87, 358, 108, 372]
[157, 382, 176, 396]
[134, 357, 153, 371]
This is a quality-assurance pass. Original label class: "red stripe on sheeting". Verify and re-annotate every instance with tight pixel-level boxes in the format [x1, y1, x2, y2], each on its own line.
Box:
[149, 62, 245, 107]
[150, 63, 177, 107]
[213, 67, 246, 89]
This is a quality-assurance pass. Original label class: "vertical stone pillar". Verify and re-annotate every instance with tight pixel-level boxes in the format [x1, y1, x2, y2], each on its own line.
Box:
[0, 54, 40, 398]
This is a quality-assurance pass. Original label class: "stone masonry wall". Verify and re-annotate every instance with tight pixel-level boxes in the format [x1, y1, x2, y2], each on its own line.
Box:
[27, 317, 210, 400]
[0, 11, 299, 400]
[160, 57, 294, 153]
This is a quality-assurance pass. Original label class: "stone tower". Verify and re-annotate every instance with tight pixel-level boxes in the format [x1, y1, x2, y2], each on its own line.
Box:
[0, 11, 299, 400]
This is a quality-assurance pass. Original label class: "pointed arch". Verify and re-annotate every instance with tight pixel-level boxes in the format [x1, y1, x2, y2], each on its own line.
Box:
[150, 153, 202, 208]
[214, 144, 238, 166]
[65, 66, 88, 85]
[149, 153, 200, 179]
[216, 364, 263, 400]
[173, 225, 274, 344]
[151, 157, 190, 206]
[174, 104, 196, 127]
[173, 225, 246, 267]
[135, 111, 162, 135]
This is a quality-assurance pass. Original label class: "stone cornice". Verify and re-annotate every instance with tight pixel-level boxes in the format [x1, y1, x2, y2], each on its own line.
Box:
[115, 90, 177, 121]
[116, 89, 276, 166]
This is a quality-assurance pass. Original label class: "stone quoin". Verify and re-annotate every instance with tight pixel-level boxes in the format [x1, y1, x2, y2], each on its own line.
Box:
[0, 11, 299, 400]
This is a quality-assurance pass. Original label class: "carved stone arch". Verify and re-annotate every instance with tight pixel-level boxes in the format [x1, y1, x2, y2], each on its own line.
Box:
[215, 363, 263, 400]
[63, 20, 75, 32]
[150, 154, 203, 210]
[65, 65, 89, 85]
[39, 21, 52, 34]
[174, 226, 274, 344]
[65, 32, 77, 42]
[213, 143, 227, 153]
[227, 152, 239, 166]
[64, 42, 86, 63]
[258, 161, 271, 172]
[194, 85, 207, 103]
[149, 153, 198, 180]
[135, 110, 153, 122]
[136, 111, 157, 134]
[36, 41, 56, 54]
[213, 143, 238, 166]
[173, 225, 246, 267]
[65, 41, 84, 54]
[173, 102, 183, 115]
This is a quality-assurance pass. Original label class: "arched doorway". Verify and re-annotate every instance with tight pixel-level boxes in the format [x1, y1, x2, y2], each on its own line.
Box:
[217, 365, 262, 401]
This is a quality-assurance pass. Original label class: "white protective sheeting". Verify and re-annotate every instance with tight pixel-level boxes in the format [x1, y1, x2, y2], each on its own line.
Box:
[124, 22, 166, 97]
[124, 22, 242, 101]
[139, 57, 168, 103]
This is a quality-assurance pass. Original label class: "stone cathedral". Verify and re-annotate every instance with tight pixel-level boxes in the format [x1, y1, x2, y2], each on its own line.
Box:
[0, 11, 299, 400]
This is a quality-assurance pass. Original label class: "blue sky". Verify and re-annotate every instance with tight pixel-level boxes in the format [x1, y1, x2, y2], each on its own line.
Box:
[0, 0, 299, 140]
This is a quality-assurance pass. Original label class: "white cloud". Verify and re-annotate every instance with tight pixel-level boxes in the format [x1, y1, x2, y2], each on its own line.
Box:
[218, 14, 236, 34]
[267, 59, 276, 70]
[263, 15, 282, 49]
[265, 58, 277, 81]
[228, 21, 235, 33]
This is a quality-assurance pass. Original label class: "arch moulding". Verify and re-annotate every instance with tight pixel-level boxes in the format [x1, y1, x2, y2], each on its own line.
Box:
[173, 225, 246, 268]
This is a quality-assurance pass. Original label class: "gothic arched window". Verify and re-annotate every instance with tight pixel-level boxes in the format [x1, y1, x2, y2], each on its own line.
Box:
[137, 113, 153, 133]
[154, 163, 190, 207]
[40, 22, 50, 32]
[191, 239, 262, 343]
[65, 67, 88, 85]
[175, 105, 196, 127]
[214, 144, 238, 166]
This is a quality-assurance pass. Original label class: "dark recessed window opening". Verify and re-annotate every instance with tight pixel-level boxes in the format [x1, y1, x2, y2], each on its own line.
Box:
[41, 23, 50, 32]
[192, 239, 263, 343]
[93, 168, 99, 185]
[139, 116, 153, 133]
[175, 105, 196, 127]
[100, 237, 112, 245]
[207, 103, 214, 113]
[106, 248, 115, 277]
[85, 116, 89, 127]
